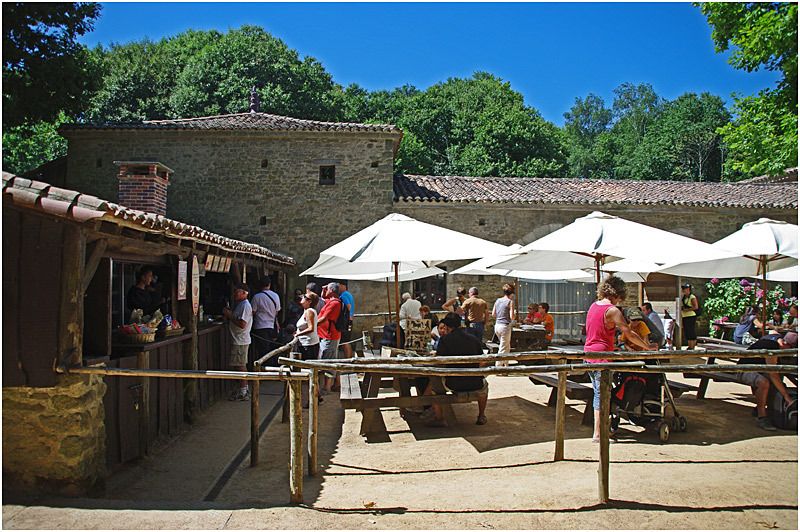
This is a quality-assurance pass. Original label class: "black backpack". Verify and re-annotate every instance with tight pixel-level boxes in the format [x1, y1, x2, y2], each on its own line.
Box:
[768, 386, 798, 431]
[333, 297, 350, 334]
[612, 374, 648, 411]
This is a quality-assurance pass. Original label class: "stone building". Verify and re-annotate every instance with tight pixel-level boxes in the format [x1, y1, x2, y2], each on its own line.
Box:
[57, 112, 798, 330]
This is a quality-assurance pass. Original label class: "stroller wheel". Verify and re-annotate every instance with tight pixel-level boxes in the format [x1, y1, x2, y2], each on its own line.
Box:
[658, 421, 670, 443]
[670, 416, 680, 431]
[678, 416, 688, 432]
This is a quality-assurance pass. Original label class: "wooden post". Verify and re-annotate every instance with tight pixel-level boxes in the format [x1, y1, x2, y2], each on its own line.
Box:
[137, 350, 150, 456]
[554, 359, 567, 461]
[598, 369, 611, 504]
[59, 226, 86, 367]
[250, 379, 260, 467]
[308, 369, 319, 476]
[386, 280, 393, 323]
[288, 379, 303, 503]
[394, 261, 402, 348]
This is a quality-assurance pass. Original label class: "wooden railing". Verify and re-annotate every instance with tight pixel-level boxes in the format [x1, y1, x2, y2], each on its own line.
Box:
[278, 348, 797, 505]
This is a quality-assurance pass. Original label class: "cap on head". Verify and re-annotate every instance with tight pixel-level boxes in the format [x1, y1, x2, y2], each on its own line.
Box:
[783, 332, 798, 348]
[625, 307, 644, 321]
[440, 312, 461, 329]
[681, 283, 691, 289]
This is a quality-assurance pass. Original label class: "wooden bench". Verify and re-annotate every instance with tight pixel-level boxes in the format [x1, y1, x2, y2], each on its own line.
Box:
[340, 372, 487, 436]
[530, 373, 695, 426]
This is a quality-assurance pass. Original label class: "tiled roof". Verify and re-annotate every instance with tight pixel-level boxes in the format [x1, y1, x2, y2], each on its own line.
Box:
[394, 174, 798, 210]
[735, 167, 798, 185]
[60, 112, 401, 134]
[2, 172, 295, 267]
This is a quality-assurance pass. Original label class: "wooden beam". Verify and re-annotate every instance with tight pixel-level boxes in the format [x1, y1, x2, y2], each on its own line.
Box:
[250, 380, 260, 467]
[308, 369, 319, 476]
[598, 369, 611, 504]
[82, 238, 108, 294]
[554, 359, 567, 462]
[58, 225, 85, 367]
[289, 379, 303, 504]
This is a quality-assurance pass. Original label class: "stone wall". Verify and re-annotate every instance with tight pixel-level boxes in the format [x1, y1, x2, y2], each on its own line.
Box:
[63, 130, 399, 272]
[3, 374, 106, 496]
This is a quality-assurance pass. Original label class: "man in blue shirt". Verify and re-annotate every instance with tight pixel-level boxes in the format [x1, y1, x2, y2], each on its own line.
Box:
[338, 281, 355, 357]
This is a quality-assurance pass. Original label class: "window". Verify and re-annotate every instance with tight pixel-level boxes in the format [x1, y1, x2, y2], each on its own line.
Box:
[319, 165, 335, 185]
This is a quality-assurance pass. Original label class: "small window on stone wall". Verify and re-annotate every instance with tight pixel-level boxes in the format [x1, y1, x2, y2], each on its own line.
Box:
[261, 159, 269, 168]
[319, 165, 336, 185]
[96, 158, 102, 168]
[259, 216, 267, 226]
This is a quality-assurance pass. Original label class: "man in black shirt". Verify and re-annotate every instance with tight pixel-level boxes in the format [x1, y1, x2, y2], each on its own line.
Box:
[735, 331, 797, 430]
[423, 312, 489, 426]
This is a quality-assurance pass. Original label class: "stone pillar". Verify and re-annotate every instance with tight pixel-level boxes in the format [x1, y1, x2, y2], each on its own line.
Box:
[2, 374, 107, 496]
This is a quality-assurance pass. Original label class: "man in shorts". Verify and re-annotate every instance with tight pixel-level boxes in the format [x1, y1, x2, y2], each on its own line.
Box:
[317, 282, 343, 392]
[734, 331, 797, 430]
[223, 283, 253, 401]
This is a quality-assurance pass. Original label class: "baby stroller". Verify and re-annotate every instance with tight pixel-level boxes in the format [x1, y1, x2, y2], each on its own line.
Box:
[610, 362, 687, 443]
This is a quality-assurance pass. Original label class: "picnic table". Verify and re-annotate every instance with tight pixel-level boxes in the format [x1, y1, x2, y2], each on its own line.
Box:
[339, 347, 487, 438]
[686, 338, 798, 398]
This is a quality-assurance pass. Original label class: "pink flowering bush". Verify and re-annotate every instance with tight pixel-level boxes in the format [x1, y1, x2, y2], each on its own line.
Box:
[704, 278, 795, 335]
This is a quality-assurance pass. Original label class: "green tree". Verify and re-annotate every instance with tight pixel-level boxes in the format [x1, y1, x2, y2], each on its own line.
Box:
[563, 94, 612, 178]
[609, 83, 664, 179]
[170, 26, 341, 120]
[88, 30, 221, 121]
[387, 73, 567, 176]
[633, 93, 731, 181]
[2, 112, 69, 174]
[2, 2, 101, 127]
[698, 2, 798, 176]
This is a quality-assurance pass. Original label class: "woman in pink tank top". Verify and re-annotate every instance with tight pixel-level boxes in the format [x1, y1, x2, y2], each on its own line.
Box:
[584, 276, 654, 442]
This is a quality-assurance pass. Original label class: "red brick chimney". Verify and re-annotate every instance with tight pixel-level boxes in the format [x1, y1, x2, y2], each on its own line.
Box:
[115, 161, 172, 216]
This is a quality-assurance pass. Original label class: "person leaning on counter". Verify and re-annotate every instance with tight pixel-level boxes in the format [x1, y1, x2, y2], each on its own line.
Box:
[127, 266, 164, 316]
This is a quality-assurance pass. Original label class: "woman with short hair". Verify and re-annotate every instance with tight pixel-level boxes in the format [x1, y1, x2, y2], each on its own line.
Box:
[492, 282, 516, 366]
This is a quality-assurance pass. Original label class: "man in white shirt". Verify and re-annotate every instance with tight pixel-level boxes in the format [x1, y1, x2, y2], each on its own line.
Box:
[223, 284, 252, 401]
[251, 277, 281, 366]
[399, 292, 422, 331]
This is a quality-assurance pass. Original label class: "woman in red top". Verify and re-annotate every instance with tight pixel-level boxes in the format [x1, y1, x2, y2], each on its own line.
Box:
[584, 275, 653, 442]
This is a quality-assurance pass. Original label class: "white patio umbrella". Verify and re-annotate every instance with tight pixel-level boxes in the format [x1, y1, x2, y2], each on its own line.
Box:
[657, 218, 798, 332]
[305, 213, 508, 345]
[767, 265, 798, 282]
[490, 211, 734, 284]
[302, 253, 439, 280]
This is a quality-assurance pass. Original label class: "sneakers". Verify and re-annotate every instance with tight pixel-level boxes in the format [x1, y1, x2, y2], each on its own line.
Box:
[756, 416, 777, 431]
[229, 388, 250, 401]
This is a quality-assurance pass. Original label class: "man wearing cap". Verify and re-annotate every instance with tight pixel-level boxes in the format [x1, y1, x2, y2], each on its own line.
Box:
[422, 312, 489, 427]
[222, 284, 253, 401]
[735, 331, 798, 430]
[680, 283, 700, 350]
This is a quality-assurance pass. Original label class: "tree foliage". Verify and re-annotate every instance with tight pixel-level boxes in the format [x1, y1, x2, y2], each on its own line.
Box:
[1, 113, 69, 174]
[698, 2, 798, 175]
[2, 2, 101, 127]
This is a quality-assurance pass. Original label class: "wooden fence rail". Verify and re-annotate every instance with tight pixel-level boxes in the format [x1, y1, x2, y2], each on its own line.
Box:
[277, 354, 797, 505]
[57, 364, 310, 504]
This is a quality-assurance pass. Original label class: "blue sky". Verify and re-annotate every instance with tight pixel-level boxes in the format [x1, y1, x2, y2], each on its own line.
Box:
[80, 2, 780, 125]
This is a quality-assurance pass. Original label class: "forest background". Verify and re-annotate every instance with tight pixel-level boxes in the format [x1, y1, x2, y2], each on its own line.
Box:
[2, 2, 797, 181]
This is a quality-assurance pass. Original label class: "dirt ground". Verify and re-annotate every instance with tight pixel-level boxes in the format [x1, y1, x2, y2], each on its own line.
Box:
[3, 374, 797, 529]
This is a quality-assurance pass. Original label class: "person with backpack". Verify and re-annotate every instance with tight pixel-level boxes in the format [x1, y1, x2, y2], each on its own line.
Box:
[680, 283, 700, 350]
[251, 277, 281, 367]
[735, 331, 798, 431]
[317, 282, 345, 393]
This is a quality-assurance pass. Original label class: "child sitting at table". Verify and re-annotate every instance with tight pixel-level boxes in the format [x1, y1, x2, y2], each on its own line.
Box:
[619, 307, 658, 351]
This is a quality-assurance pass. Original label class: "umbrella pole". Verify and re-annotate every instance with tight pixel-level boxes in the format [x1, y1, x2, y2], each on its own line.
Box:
[386, 278, 393, 324]
[594, 255, 602, 286]
[761, 256, 768, 336]
[394, 262, 401, 348]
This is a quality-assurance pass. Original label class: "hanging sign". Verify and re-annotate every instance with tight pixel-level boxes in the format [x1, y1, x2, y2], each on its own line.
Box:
[192, 255, 200, 315]
[177, 260, 188, 300]
[204, 254, 214, 271]
[223, 257, 232, 273]
[211, 255, 221, 273]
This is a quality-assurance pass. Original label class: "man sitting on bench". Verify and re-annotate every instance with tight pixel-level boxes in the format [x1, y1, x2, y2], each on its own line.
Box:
[422, 312, 489, 427]
[735, 331, 797, 431]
